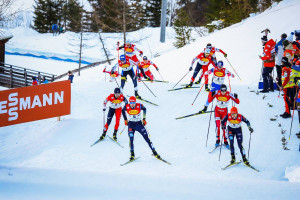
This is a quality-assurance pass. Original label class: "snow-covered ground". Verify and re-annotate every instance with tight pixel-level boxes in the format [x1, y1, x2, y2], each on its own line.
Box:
[1, 0, 300, 199]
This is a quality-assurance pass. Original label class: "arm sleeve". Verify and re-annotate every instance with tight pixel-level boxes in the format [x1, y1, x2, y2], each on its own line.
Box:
[191, 57, 198, 67]
[208, 93, 216, 103]
[151, 62, 158, 69]
[282, 68, 290, 88]
[229, 92, 240, 104]
[141, 104, 146, 119]
[123, 96, 128, 105]
[218, 49, 226, 55]
[241, 115, 251, 127]
[122, 106, 128, 121]
[221, 115, 228, 126]
[103, 97, 109, 107]
[119, 45, 125, 50]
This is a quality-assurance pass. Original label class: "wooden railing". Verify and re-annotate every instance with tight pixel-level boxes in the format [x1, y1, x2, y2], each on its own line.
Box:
[0, 63, 56, 88]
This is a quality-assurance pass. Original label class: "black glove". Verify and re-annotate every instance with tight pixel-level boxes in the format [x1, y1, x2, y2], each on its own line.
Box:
[156, 68, 159, 71]
[189, 67, 193, 71]
[224, 53, 227, 58]
[103, 108, 106, 111]
[248, 126, 254, 133]
[211, 91, 216, 96]
[234, 93, 238, 99]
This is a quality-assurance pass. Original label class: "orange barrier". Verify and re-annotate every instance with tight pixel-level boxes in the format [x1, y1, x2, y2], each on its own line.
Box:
[0, 80, 71, 127]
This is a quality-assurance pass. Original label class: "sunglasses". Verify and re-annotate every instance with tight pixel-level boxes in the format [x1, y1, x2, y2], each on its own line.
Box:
[129, 102, 136, 104]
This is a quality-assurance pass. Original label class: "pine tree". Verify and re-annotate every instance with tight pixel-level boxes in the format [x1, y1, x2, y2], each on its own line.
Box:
[145, 0, 161, 27]
[64, 0, 84, 32]
[173, 9, 192, 48]
[33, 0, 49, 33]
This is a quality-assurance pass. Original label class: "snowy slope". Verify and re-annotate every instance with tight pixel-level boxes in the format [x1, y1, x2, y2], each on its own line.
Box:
[1, 0, 300, 199]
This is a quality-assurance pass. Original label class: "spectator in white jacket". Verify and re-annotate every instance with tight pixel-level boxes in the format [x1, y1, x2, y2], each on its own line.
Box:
[275, 33, 287, 87]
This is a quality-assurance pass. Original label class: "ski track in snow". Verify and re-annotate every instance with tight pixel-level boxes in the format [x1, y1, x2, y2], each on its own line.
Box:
[1, 0, 300, 199]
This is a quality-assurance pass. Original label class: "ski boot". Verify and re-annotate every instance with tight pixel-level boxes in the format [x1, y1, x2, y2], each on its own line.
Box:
[205, 84, 210, 92]
[185, 82, 193, 88]
[130, 151, 135, 161]
[199, 106, 208, 114]
[215, 140, 220, 147]
[230, 153, 236, 164]
[242, 155, 249, 166]
[282, 112, 291, 119]
[224, 141, 229, 149]
[152, 149, 161, 159]
[113, 129, 118, 141]
[195, 78, 202, 84]
[99, 130, 107, 140]
[280, 112, 287, 117]
[135, 91, 141, 99]
[296, 132, 300, 138]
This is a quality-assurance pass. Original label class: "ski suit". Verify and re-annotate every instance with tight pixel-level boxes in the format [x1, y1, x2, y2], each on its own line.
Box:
[221, 114, 251, 156]
[138, 60, 158, 81]
[208, 91, 240, 143]
[103, 94, 127, 131]
[190, 52, 216, 84]
[282, 65, 296, 114]
[261, 39, 276, 91]
[122, 103, 155, 153]
[204, 47, 227, 64]
[119, 44, 143, 64]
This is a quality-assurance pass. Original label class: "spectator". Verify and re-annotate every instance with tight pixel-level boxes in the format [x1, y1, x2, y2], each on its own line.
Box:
[59, 26, 63, 34]
[275, 33, 287, 87]
[279, 57, 296, 118]
[68, 71, 74, 83]
[52, 23, 58, 36]
[42, 76, 49, 84]
[32, 76, 38, 86]
[259, 35, 276, 93]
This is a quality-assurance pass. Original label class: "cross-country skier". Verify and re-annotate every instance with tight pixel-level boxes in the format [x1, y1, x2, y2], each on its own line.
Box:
[103, 66, 120, 82]
[111, 54, 142, 98]
[204, 43, 227, 64]
[186, 48, 216, 90]
[204, 60, 235, 93]
[99, 88, 128, 141]
[118, 40, 143, 64]
[137, 56, 159, 81]
[200, 84, 240, 147]
[221, 107, 254, 165]
[122, 96, 160, 161]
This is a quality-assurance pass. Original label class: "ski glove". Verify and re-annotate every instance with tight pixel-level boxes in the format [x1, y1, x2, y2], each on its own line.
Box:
[248, 126, 254, 133]
[234, 93, 238, 99]
[189, 67, 193, 71]
[156, 68, 159, 71]
[103, 108, 106, 111]
[224, 53, 227, 58]
[143, 119, 147, 126]
[125, 120, 128, 126]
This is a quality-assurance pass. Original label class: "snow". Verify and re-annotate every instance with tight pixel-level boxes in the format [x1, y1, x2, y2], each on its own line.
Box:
[1, 0, 300, 199]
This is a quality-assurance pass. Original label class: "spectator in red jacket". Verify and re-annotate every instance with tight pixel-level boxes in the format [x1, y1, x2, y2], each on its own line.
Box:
[32, 76, 38, 86]
[259, 36, 276, 93]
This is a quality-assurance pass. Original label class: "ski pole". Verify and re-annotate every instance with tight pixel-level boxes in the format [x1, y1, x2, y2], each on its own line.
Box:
[218, 129, 224, 161]
[119, 126, 126, 135]
[205, 101, 214, 147]
[141, 79, 156, 97]
[103, 110, 106, 130]
[158, 70, 165, 82]
[192, 82, 205, 105]
[144, 126, 151, 138]
[114, 77, 120, 87]
[248, 132, 252, 160]
[225, 57, 242, 81]
[117, 41, 120, 74]
[172, 71, 190, 89]
[289, 87, 298, 139]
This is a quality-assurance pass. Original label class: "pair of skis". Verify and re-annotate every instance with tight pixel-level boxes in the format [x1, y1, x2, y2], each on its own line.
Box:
[175, 111, 214, 120]
[90, 136, 124, 148]
[120, 154, 171, 166]
[126, 95, 158, 106]
[222, 161, 260, 172]
[168, 86, 200, 91]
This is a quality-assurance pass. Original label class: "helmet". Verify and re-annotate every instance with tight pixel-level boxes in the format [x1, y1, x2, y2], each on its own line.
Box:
[143, 56, 148, 60]
[220, 84, 227, 92]
[204, 48, 211, 54]
[120, 54, 126, 61]
[231, 107, 238, 114]
[126, 39, 131, 44]
[206, 43, 212, 49]
[217, 60, 224, 67]
[281, 33, 287, 38]
[129, 96, 136, 103]
[114, 88, 121, 94]
[261, 36, 268, 42]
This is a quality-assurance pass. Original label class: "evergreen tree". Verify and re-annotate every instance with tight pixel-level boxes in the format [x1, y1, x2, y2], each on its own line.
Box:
[173, 9, 192, 48]
[33, 0, 49, 33]
[64, 0, 84, 32]
[145, 0, 161, 27]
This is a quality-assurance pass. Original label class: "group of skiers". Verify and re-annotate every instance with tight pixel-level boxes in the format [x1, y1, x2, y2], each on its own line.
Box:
[259, 29, 300, 136]
[187, 43, 254, 165]
[99, 40, 162, 162]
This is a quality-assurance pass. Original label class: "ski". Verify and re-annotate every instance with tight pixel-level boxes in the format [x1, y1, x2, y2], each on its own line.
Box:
[168, 86, 200, 91]
[222, 161, 242, 170]
[143, 80, 169, 83]
[126, 95, 158, 106]
[243, 162, 260, 172]
[108, 136, 124, 148]
[152, 154, 171, 165]
[120, 157, 140, 166]
[90, 138, 103, 147]
[209, 145, 230, 153]
[176, 111, 214, 120]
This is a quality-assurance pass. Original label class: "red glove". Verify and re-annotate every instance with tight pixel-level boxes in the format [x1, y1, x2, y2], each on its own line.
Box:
[142, 119, 147, 126]
[125, 120, 128, 126]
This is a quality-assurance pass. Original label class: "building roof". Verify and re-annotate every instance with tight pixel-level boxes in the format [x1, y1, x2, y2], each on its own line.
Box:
[0, 29, 13, 41]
